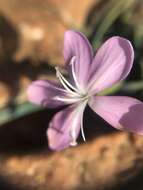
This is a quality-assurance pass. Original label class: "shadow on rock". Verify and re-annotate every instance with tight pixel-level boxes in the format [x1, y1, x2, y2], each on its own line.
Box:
[0, 108, 57, 154]
[0, 175, 26, 190]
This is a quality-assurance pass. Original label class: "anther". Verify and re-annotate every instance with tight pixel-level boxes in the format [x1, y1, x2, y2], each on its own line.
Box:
[70, 140, 77, 146]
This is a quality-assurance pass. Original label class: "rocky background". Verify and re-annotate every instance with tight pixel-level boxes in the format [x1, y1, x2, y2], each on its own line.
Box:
[0, 0, 143, 189]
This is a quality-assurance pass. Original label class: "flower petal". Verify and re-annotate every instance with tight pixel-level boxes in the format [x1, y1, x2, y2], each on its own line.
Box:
[88, 37, 134, 94]
[47, 103, 86, 151]
[27, 80, 68, 108]
[63, 30, 93, 88]
[89, 96, 143, 134]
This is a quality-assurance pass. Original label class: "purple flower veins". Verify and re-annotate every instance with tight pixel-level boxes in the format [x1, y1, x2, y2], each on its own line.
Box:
[27, 30, 143, 151]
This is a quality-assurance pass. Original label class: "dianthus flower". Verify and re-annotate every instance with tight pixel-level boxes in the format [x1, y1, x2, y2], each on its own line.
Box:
[27, 30, 143, 151]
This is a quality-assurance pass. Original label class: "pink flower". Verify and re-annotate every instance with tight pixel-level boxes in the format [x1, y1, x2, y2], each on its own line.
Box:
[27, 30, 143, 151]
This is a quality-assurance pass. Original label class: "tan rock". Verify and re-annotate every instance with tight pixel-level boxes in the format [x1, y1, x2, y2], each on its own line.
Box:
[0, 132, 143, 190]
[0, 0, 96, 63]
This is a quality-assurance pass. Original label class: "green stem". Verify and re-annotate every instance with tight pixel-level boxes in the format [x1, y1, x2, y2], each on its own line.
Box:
[122, 81, 143, 91]
[92, 0, 134, 49]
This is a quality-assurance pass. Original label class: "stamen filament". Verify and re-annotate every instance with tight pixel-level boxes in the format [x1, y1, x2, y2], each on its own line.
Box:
[70, 56, 81, 90]
[80, 100, 88, 142]
[69, 100, 88, 146]
[70, 128, 78, 146]
[81, 116, 86, 142]
[56, 67, 76, 95]
[56, 67, 80, 94]
[70, 140, 77, 146]
[53, 96, 81, 103]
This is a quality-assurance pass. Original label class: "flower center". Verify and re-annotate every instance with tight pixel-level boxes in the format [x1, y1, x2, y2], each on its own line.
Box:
[55, 66, 88, 102]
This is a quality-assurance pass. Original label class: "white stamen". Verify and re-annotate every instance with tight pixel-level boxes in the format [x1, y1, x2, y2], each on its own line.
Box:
[70, 140, 77, 146]
[55, 67, 80, 94]
[69, 107, 81, 147]
[70, 129, 77, 146]
[55, 67, 76, 95]
[70, 56, 81, 90]
[53, 96, 81, 103]
[80, 100, 88, 142]
[69, 100, 88, 146]
[81, 116, 86, 142]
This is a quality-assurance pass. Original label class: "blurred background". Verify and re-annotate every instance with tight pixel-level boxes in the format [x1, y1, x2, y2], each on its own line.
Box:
[0, 0, 143, 189]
